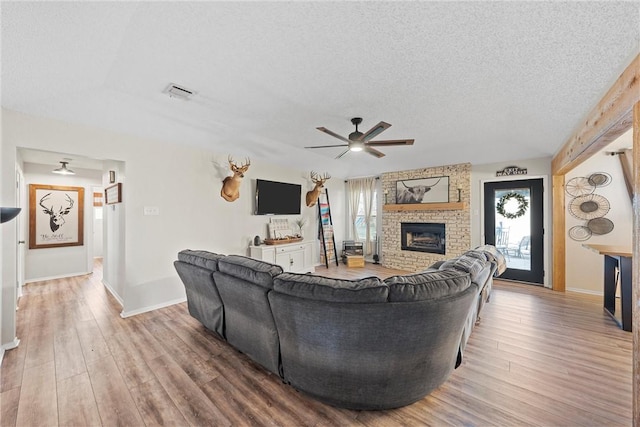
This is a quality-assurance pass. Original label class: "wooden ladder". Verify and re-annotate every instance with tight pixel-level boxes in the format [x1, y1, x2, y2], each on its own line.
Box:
[317, 189, 339, 268]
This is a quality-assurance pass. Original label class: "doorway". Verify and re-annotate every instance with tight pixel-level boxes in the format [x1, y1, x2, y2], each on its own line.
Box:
[484, 179, 544, 284]
[16, 167, 25, 301]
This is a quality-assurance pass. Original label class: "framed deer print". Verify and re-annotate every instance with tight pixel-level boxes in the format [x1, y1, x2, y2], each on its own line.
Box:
[29, 184, 84, 249]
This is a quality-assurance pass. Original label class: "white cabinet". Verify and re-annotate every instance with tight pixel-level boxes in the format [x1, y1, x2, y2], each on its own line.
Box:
[250, 240, 314, 274]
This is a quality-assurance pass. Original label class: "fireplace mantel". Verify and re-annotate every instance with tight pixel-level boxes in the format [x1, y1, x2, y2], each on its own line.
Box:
[383, 202, 466, 212]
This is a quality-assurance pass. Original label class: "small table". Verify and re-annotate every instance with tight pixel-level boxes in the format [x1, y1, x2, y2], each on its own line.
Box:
[346, 255, 365, 268]
[583, 244, 632, 332]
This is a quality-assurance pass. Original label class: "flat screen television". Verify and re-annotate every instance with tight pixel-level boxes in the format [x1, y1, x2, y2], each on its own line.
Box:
[255, 179, 302, 215]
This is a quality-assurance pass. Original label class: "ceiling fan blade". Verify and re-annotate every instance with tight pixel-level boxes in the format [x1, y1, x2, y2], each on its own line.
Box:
[335, 148, 350, 159]
[360, 121, 391, 141]
[364, 146, 386, 158]
[316, 127, 351, 144]
[305, 144, 349, 149]
[366, 139, 415, 146]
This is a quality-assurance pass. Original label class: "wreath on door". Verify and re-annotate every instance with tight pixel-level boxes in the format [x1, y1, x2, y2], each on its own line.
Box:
[497, 192, 528, 219]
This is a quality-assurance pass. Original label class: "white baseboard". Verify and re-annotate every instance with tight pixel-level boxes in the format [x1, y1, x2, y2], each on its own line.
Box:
[0, 337, 20, 365]
[566, 287, 603, 296]
[25, 271, 91, 283]
[120, 297, 187, 318]
[1, 338, 21, 365]
[101, 279, 124, 307]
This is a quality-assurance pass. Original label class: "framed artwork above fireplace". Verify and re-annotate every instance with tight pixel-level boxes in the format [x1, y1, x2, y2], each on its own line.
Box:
[395, 176, 449, 204]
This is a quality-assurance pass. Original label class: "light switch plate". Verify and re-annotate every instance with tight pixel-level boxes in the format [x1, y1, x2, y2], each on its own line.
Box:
[143, 206, 160, 216]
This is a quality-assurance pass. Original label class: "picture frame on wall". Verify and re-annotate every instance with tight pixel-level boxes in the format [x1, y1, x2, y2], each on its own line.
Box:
[29, 184, 85, 249]
[105, 183, 122, 205]
[395, 176, 449, 204]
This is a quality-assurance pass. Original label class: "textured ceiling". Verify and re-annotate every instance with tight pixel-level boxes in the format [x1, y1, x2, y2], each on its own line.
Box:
[2, 2, 639, 178]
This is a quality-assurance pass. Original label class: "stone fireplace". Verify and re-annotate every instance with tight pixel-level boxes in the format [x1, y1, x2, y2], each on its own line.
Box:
[381, 163, 471, 272]
[401, 222, 445, 254]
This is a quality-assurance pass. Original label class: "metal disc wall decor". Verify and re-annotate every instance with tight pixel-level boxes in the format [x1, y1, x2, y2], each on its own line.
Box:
[587, 217, 614, 235]
[566, 172, 616, 242]
[569, 225, 592, 241]
[565, 176, 595, 197]
[588, 172, 612, 187]
[568, 194, 610, 220]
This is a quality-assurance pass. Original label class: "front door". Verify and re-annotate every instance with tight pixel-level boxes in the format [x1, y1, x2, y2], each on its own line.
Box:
[484, 179, 544, 284]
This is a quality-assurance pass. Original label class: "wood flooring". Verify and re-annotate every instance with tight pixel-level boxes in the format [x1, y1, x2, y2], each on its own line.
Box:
[0, 259, 633, 426]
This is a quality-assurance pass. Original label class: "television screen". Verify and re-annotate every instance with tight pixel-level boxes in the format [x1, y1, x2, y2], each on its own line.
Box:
[255, 179, 302, 215]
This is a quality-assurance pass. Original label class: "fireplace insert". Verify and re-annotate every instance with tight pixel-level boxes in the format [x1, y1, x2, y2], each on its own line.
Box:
[401, 222, 446, 254]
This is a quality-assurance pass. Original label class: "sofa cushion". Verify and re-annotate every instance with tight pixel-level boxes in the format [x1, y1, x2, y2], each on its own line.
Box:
[385, 269, 471, 302]
[273, 273, 388, 303]
[438, 254, 487, 284]
[217, 255, 283, 289]
[461, 250, 488, 262]
[474, 245, 507, 276]
[177, 249, 225, 271]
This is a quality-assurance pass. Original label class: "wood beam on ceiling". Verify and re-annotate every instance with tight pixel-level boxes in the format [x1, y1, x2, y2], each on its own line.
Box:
[618, 149, 634, 202]
[552, 54, 640, 176]
[551, 54, 639, 293]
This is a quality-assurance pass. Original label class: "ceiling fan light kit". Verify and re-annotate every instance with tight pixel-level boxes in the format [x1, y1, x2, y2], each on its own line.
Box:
[349, 141, 365, 152]
[307, 117, 414, 158]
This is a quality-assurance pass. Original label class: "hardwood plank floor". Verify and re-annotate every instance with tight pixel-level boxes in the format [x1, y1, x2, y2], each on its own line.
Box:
[0, 259, 633, 426]
[57, 372, 102, 427]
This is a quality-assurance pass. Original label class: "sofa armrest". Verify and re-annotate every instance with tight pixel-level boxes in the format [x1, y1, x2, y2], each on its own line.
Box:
[428, 260, 446, 270]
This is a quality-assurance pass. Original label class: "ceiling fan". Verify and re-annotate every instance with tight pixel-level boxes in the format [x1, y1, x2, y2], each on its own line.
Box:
[306, 117, 414, 158]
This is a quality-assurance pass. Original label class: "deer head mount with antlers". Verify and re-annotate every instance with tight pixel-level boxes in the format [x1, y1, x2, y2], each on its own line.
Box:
[305, 171, 331, 207]
[221, 156, 251, 202]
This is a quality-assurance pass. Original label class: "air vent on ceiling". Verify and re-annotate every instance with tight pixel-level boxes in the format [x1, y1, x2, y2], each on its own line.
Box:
[163, 83, 194, 100]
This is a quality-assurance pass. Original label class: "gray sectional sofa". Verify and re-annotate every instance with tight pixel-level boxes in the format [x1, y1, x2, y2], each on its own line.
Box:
[174, 247, 503, 410]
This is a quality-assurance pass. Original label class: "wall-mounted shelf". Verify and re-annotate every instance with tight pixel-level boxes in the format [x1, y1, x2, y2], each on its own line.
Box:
[383, 202, 466, 212]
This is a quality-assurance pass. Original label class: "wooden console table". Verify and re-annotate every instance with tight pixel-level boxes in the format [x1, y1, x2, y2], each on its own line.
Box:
[583, 244, 632, 332]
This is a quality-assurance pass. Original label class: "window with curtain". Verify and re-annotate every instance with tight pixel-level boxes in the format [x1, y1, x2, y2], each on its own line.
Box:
[346, 177, 377, 256]
[355, 192, 376, 243]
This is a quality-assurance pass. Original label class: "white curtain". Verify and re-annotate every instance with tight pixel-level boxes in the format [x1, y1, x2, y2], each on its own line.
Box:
[346, 180, 362, 241]
[346, 177, 377, 256]
[361, 177, 376, 255]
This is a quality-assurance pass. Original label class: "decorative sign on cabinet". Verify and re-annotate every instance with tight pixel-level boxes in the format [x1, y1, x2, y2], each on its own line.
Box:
[250, 240, 314, 274]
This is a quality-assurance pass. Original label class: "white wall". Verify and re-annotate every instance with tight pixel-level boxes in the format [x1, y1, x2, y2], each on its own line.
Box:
[101, 160, 126, 305]
[0, 128, 4, 354]
[22, 163, 101, 281]
[565, 149, 633, 294]
[1, 138, 19, 350]
[1, 109, 345, 341]
[471, 157, 552, 286]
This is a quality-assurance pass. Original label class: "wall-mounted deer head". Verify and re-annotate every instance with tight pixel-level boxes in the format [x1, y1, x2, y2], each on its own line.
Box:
[305, 171, 331, 207]
[39, 193, 74, 232]
[221, 156, 250, 202]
